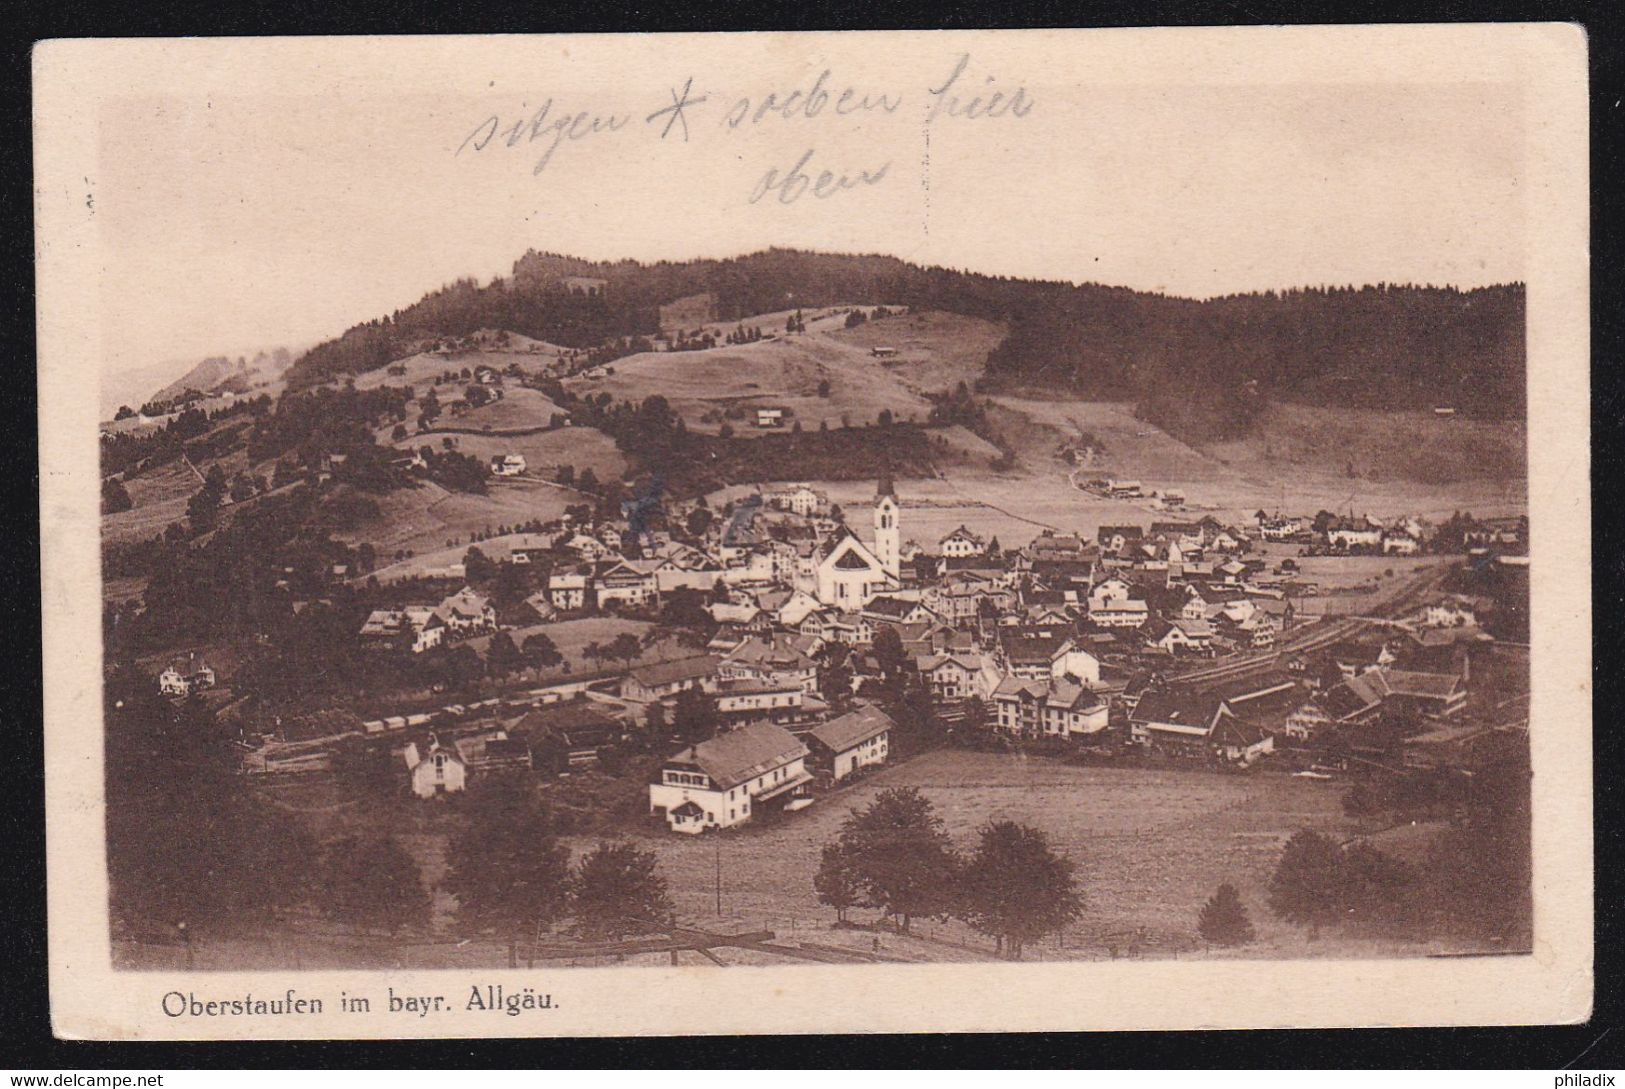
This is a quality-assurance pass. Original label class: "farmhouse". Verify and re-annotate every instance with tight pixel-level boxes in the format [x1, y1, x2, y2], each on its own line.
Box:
[621, 655, 719, 703]
[806, 705, 894, 781]
[861, 595, 939, 627]
[649, 722, 812, 834]
[592, 560, 659, 609]
[755, 408, 786, 428]
[1128, 691, 1238, 756]
[359, 607, 446, 653]
[1097, 525, 1146, 554]
[512, 703, 624, 774]
[489, 453, 527, 477]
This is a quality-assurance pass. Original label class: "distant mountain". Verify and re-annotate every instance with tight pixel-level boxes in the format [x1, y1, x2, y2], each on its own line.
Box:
[285, 248, 1525, 442]
[147, 347, 295, 407]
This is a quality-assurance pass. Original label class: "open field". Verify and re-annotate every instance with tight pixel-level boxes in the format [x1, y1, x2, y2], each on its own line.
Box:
[116, 748, 1466, 971]
[461, 615, 654, 664]
[103, 449, 259, 547]
[331, 478, 581, 558]
[348, 345, 565, 393]
[565, 309, 1004, 437]
[395, 426, 626, 484]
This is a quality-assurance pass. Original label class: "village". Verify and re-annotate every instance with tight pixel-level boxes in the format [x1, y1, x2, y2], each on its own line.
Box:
[156, 471, 1529, 839]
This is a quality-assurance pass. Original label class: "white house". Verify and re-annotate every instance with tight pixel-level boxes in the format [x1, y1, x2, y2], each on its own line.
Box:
[158, 653, 216, 697]
[438, 587, 497, 633]
[548, 568, 590, 611]
[593, 560, 659, 609]
[359, 607, 446, 653]
[991, 677, 1109, 739]
[806, 705, 893, 780]
[649, 722, 812, 833]
[768, 484, 826, 516]
[1090, 598, 1149, 628]
[939, 525, 985, 558]
[490, 453, 527, 477]
[1382, 532, 1421, 555]
[916, 651, 1000, 701]
[755, 408, 786, 428]
[403, 734, 467, 798]
[621, 655, 720, 703]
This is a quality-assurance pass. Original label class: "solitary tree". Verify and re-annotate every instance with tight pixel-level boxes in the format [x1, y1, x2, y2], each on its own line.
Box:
[443, 783, 572, 966]
[1197, 883, 1256, 947]
[568, 840, 675, 941]
[319, 834, 431, 936]
[523, 632, 563, 672]
[959, 820, 1083, 959]
[813, 843, 862, 925]
[486, 631, 523, 675]
[837, 787, 957, 932]
[608, 632, 642, 668]
[1267, 829, 1347, 940]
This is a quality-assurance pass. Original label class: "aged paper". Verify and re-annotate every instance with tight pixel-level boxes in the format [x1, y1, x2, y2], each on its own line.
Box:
[38, 26, 1590, 1039]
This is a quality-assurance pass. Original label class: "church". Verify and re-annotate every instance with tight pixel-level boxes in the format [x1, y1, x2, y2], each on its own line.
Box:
[810, 477, 902, 608]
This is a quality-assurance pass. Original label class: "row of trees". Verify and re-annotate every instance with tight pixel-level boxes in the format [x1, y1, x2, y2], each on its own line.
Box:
[813, 788, 1081, 959]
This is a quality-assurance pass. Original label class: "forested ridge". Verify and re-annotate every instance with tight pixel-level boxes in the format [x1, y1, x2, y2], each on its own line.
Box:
[286, 247, 1524, 442]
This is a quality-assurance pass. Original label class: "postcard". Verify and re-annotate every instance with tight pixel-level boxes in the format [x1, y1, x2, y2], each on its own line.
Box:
[36, 25, 1591, 1039]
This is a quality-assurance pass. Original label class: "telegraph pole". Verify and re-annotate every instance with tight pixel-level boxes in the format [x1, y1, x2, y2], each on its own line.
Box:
[714, 838, 723, 917]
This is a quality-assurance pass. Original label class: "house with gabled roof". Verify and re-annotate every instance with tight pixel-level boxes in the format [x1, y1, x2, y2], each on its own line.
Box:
[806, 705, 894, 780]
[991, 676, 1108, 739]
[621, 654, 720, 703]
[158, 652, 216, 697]
[649, 722, 812, 833]
[438, 586, 497, 633]
[720, 634, 818, 693]
[939, 525, 986, 558]
[403, 733, 466, 798]
[1128, 690, 1237, 756]
[861, 595, 939, 627]
[917, 651, 1000, 702]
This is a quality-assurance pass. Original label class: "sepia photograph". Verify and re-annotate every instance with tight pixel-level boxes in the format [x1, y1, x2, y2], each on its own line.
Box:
[36, 26, 1590, 1038]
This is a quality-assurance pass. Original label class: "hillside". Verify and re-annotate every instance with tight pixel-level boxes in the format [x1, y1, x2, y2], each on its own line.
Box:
[283, 248, 1524, 446]
[564, 308, 1001, 436]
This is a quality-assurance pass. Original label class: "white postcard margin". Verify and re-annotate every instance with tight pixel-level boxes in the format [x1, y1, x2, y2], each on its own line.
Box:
[36, 26, 1592, 1040]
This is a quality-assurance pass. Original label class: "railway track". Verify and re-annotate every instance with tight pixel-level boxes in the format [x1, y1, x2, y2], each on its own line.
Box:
[1168, 564, 1454, 689]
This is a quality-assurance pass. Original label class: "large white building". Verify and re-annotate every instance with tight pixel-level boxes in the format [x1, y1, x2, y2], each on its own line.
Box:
[811, 478, 902, 608]
[649, 722, 812, 834]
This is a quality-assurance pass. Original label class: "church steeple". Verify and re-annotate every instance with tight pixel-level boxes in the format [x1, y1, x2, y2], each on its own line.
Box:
[873, 474, 900, 580]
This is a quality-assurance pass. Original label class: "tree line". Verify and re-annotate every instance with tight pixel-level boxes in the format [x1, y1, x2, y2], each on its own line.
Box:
[282, 248, 1525, 447]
